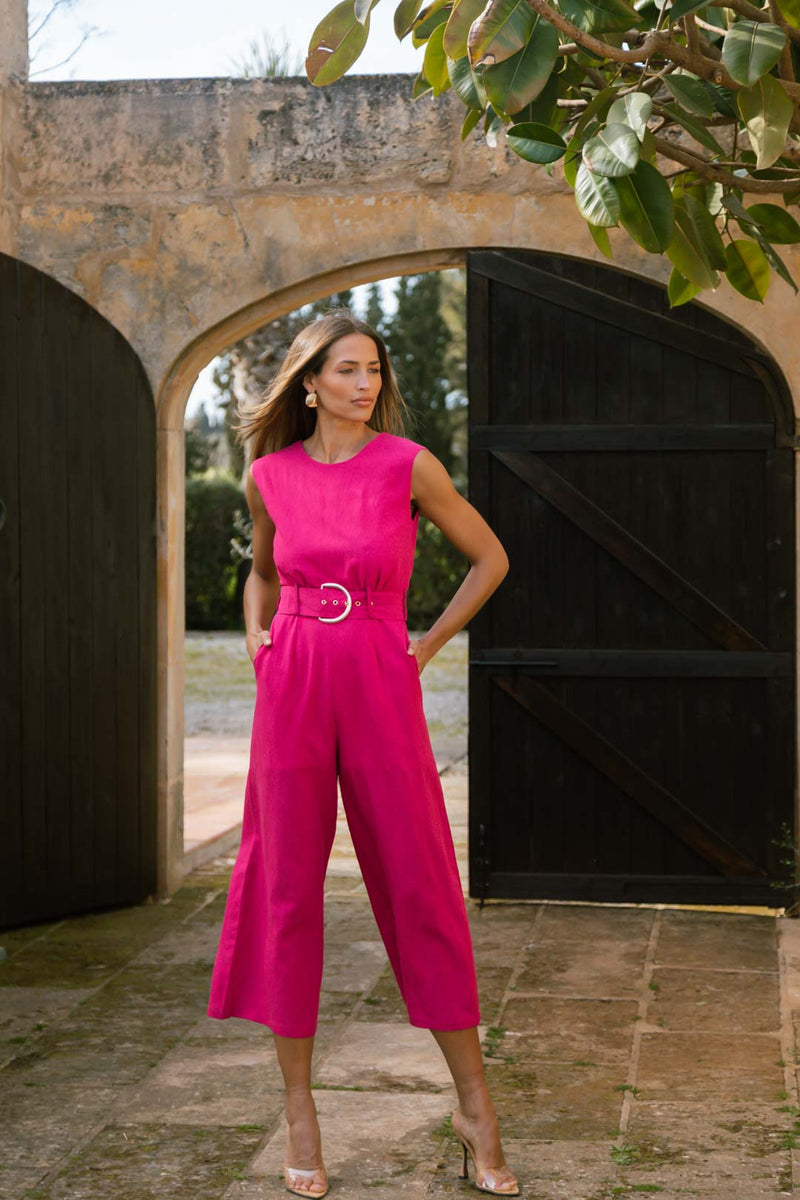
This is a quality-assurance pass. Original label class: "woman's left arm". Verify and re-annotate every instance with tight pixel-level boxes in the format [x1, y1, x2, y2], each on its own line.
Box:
[409, 448, 510, 672]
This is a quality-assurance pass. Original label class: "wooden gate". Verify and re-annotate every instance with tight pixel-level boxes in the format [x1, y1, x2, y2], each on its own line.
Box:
[0, 252, 157, 927]
[467, 249, 796, 907]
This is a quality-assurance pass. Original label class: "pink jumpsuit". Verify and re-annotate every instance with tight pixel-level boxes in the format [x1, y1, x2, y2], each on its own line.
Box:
[206, 431, 481, 1038]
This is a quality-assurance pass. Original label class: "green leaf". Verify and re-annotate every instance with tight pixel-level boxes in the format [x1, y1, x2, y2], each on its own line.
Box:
[574, 86, 620, 140]
[701, 80, 738, 117]
[411, 0, 452, 42]
[663, 72, 714, 117]
[721, 20, 786, 87]
[668, 268, 703, 306]
[725, 239, 771, 300]
[507, 121, 567, 162]
[668, 0, 709, 20]
[468, 0, 536, 66]
[423, 22, 451, 93]
[483, 16, 559, 113]
[666, 194, 725, 287]
[564, 136, 583, 188]
[412, 66, 433, 96]
[737, 75, 795, 170]
[559, 0, 642, 32]
[658, 103, 725, 154]
[615, 160, 674, 252]
[582, 122, 641, 176]
[443, 0, 487, 55]
[751, 231, 799, 291]
[775, 0, 800, 29]
[354, 0, 380, 22]
[513, 70, 560, 125]
[606, 92, 653, 138]
[307, 0, 371, 84]
[575, 163, 621, 226]
[745, 202, 800, 243]
[395, 0, 425, 36]
[461, 105, 483, 138]
[588, 222, 614, 257]
[449, 54, 484, 107]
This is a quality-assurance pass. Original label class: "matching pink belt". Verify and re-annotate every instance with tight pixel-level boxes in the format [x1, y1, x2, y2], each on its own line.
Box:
[276, 583, 407, 623]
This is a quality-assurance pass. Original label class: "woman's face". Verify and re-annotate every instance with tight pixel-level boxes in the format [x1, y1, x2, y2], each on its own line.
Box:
[306, 332, 382, 424]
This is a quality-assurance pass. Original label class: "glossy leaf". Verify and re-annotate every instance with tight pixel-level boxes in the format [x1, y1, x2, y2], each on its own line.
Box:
[666, 194, 724, 287]
[395, 0, 425, 37]
[443, 0, 486, 56]
[745, 202, 800, 243]
[663, 72, 713, 117]
[412, 66, 433, 96]
[575, 162, 621, 226]
[461, 105, 483, 138]
[615, 160, 674, 251]
[574, 86, 620, 140]
[449, 53, 486, 108]
[559, 0, 642, 33]
[423, 22, 451, 93]
[412, 0, 453, 43]
[668, 268, 703, 306]
[563, 135, 584, 188]
[582, 122, 641, 176]
[606, 92, 653, 139]
[307, 0, 371, 84]
[725, 239, 771, 301]
[668, 0, 709, 20]
[513, 70, 559, 126]
[737, 74, 794, 170]
[721, 20, 786, 86]
[588, 222, 614, 257]
[467, 0, 536, 67]
[483, 15, 559, 113]
[507, 121, 567, 162]
[659, 103, 725, 154]
[355, 0, 380, 22]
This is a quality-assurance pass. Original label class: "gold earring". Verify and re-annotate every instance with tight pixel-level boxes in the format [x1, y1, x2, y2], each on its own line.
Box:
[305, 392, 318, 408]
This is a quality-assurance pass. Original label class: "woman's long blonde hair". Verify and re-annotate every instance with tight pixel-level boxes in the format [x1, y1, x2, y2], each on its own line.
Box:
[233, 308, 415, 462]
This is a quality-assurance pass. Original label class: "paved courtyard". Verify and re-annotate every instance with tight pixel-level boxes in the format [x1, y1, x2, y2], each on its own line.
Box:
[3, 834, 800, 1199]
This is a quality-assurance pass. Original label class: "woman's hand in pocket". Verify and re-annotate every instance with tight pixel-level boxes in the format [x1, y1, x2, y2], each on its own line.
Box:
[246, 629, 272, 664]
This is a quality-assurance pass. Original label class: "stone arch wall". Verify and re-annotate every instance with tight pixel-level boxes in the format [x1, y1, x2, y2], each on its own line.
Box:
[1, 33, 798, 890]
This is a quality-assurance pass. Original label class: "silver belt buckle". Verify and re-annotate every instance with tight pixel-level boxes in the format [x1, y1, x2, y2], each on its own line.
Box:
[318, 581, 352, 623]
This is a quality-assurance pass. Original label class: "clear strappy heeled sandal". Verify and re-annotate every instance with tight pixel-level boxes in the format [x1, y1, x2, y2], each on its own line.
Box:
[283, 1163, 329, 1198]
[451, 1111, 521, 1196]
[283, 1121, 329, 1197]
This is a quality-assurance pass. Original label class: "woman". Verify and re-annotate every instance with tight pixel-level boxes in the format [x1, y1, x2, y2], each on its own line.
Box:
[206, 308, 518, 1197]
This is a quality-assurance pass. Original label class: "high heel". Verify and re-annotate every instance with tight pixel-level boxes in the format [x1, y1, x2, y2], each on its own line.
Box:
[283, 1164, 329, 1198]
[452, 1113, 520, 1196]
[283, 1119, 329, 1197]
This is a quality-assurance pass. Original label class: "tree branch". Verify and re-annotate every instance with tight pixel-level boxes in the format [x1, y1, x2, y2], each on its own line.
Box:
[522, 0, 800, 98]
[710, 0, 800, 45]
[653, 133, 800, 189]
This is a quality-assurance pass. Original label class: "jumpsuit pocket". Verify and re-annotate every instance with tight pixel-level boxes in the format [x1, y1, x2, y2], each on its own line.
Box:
[253, 641, 270, 670]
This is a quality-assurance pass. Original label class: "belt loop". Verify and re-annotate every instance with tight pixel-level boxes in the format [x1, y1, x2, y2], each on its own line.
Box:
[292, 583, 300, 615]
[365, 583, 373, 618]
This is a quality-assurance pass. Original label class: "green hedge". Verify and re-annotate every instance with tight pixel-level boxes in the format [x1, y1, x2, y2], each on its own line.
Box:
[185, 474, 247, 630]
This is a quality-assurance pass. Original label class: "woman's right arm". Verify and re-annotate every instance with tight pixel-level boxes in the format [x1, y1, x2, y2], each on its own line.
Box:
[244, 464, 280, 664]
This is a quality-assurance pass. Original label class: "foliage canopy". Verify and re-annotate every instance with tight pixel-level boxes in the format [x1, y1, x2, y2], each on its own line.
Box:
[305, 0, 800, 305]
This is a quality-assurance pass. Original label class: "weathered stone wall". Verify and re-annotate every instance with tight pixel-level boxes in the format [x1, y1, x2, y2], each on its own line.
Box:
[2, 31, 799, 893]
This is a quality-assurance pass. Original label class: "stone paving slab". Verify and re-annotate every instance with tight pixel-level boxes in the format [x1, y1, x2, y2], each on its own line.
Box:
[2, 854, 799, 1200]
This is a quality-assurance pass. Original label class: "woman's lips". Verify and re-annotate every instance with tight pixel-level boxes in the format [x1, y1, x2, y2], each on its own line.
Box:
[352, 399, 372, 405]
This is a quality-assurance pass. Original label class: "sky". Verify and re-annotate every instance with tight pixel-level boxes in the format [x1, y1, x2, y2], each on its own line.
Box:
[27, 0, 422, 418]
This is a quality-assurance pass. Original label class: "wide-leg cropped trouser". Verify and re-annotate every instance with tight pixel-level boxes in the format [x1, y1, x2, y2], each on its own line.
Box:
[206, 603, 481, 1038]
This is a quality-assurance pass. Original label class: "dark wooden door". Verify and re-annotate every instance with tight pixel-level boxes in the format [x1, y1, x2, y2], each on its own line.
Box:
[467, 249, 795, 907]
[0, 252, 157, 927]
